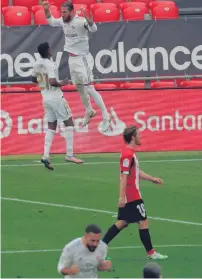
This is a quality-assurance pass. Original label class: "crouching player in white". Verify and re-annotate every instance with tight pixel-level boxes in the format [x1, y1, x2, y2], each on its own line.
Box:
[32, 42, 83, 170]
[42, 1, 111, 132]
[58, 224, 111, 278]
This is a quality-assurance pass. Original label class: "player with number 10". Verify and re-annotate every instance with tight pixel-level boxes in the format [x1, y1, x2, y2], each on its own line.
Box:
[102, 126, 168, 260]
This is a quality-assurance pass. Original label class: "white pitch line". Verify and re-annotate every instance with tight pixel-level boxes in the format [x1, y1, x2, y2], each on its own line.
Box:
[1, 197, 116, 214]
[2, 197, 202, 226]
[1, 158, 202, 167]
[1, 161, 116, 167]
[2, 244, 202, 254]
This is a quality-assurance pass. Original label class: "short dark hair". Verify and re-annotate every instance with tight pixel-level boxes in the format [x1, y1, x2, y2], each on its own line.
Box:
[143, 263, 161, 278]
[37, 42, 50, 58]
[62, 1, 74, 11]
[123, 125, 138, 144]
[85, 224, 101, 234]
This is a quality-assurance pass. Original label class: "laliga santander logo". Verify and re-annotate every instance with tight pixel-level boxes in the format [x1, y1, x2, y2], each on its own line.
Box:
[98, 107, 126, 136]
[0, 110, 13, 139]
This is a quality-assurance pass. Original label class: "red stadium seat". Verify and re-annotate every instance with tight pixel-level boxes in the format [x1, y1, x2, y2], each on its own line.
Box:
[1, 0, 9, 7]
[34, 9, 60, 25]
[4, 10, 31, 26]
[131, 0, 154, 6]
[73, 4, 88, 10]
[101, 81, 121, 87]
[180, 80, 202, 88]
[122, 6, 148, 20]
[174, 78, 185, 87]
[120, 2, 147, 11]
[13, 84, 33, 90]
[120, 82, 145, 89]
[10, 84, 33, 90]
[1, 87, 26, 92]
[72, 0, 96, 9]
[101, 0, 124, 8]
[13, 0, 39, 10]
[61, 85, 77, 91]
[94, 83, 116, 90]
[93, 7, 120, 22]
[149, 1, 176, 9]
[30, 86, 41, 91]
[32, 5, 58, 14]
[48, 0, 66, 9]
[152, 5, 179, 19]
[150, 81, 175, 88]
[91, 3, 116, 12]
[2, 6, 28, 16]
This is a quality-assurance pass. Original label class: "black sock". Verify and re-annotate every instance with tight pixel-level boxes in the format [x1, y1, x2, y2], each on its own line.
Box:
[139, 228, 153, 253]
[102, 224, 121, 244]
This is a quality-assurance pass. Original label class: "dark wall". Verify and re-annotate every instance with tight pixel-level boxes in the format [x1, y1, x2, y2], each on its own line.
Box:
[174, 0, 202, 9]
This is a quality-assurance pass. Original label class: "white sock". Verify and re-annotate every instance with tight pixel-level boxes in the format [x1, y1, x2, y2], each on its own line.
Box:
[86, 85, 109, 119]
[64, 126, 74, 157]
[77, 84, 92, 114]
[44, 129, 55, 158]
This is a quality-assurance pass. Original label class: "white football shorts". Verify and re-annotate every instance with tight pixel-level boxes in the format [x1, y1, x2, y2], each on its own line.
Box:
[69, 53, 94, 85]
[43, 97, 72, 123]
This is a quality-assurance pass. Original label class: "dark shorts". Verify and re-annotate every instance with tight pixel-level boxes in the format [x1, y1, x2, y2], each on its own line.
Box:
[117, 199, 147, 223]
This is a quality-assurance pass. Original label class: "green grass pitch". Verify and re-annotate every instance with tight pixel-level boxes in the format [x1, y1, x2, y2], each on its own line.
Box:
[1, 152, 202, 278]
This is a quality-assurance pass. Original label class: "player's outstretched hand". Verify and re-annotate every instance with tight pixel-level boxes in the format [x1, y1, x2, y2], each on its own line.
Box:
[98, 260, 112, 271]
[69, 264, 80, 275]
[118, 197, 126, 208]
[60, 78, 69, 86]
[152, 177, 163, 185]
[80, 7, 93, 20]
[41, 0, 50, 10]
[80, 8, 87, 18]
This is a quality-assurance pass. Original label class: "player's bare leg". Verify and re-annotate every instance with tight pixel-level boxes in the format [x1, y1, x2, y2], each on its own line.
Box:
[85, 85, 111, 132]
[41, 121, 56, 170]
[63, 117, 83, 164]
[76, 84, 96, 127]
[138, 220, 168, 260]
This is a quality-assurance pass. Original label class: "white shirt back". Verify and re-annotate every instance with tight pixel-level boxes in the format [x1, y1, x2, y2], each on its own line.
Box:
[58, 237, 108, 278]
[32, 58, 63, 101]
[47, 15, 97, 56]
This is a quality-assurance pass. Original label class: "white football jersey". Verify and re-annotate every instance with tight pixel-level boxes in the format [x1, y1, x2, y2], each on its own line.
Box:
[57, 237, 108, 278]
[47, 15, 97, 55]
[32, 58, 63, 101]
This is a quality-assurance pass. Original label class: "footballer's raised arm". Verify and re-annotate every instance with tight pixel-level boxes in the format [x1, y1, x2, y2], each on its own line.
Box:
[81, 8, 97, 32]
[48, 61, 69, 87]
[42, 0, 62, 26]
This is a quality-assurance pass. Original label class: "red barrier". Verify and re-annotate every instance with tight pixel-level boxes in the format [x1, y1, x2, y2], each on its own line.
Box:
[1, 89, 202, 155]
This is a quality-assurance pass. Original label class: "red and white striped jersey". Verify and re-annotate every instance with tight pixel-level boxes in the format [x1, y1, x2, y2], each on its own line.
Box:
[120, 146, 141, 202]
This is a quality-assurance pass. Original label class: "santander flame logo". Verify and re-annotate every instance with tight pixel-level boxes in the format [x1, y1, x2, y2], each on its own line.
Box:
[98, 107, 126, 136]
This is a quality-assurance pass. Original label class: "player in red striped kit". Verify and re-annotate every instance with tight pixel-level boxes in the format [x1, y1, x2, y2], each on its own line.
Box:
[103, 125, 168, 260]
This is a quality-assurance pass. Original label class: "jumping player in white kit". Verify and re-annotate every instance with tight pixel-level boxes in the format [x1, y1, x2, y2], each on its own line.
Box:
[42, 1, 111, 132]
[58, 224, 111, 278]
[32, 42, 83, 170]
